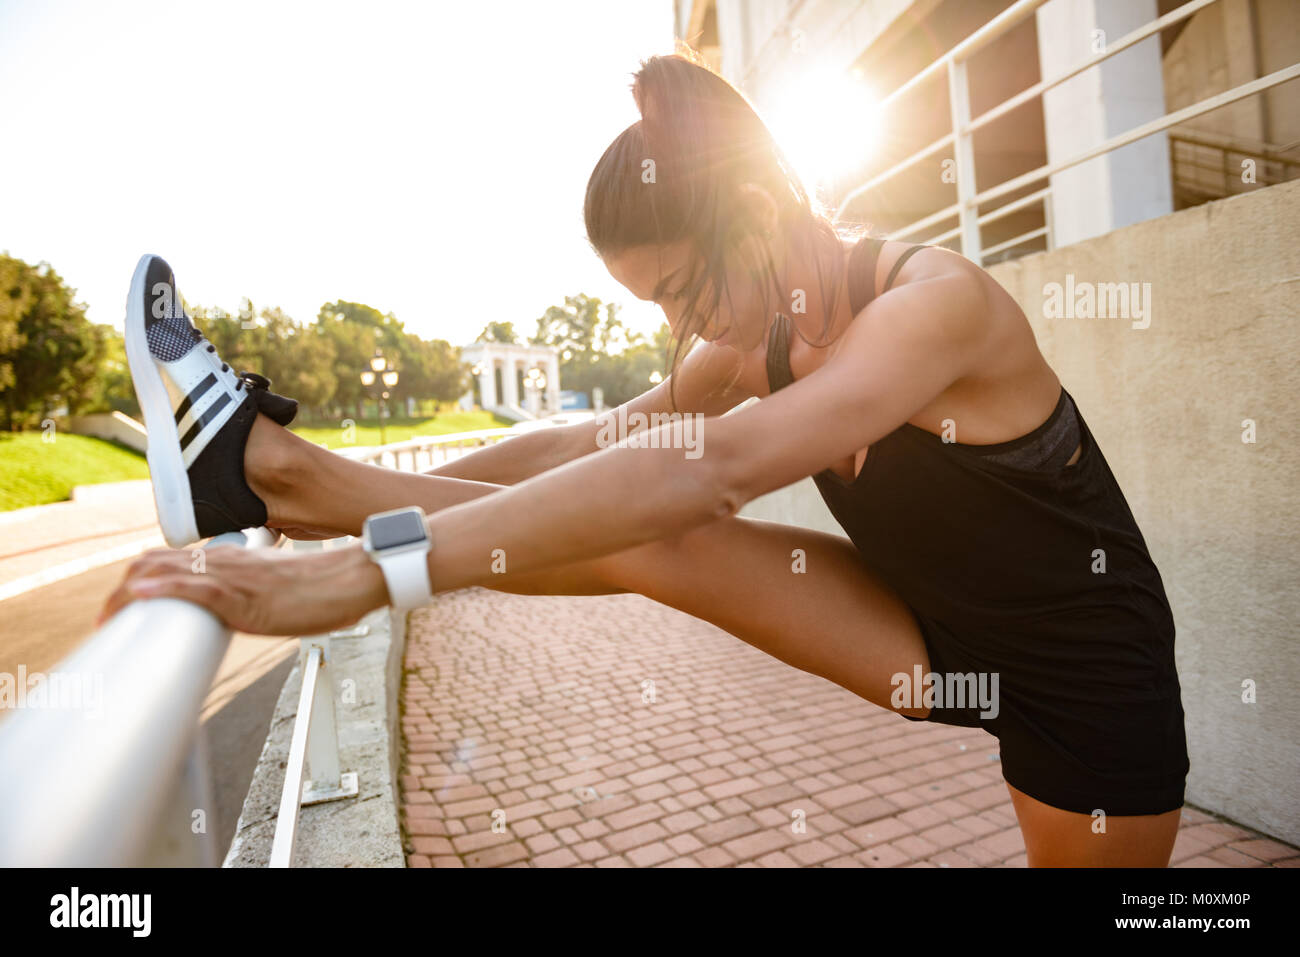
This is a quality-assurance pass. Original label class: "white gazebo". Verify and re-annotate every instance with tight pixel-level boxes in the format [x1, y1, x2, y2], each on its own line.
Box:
[460, 341, 561, 420]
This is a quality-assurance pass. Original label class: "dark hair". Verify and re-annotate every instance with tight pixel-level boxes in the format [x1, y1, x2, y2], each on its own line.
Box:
[584, 47, 856, 411]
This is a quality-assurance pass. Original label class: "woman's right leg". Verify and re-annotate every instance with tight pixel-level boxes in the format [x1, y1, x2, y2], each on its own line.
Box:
[497, 515, 935, 719]
[246, 415, 933, 717]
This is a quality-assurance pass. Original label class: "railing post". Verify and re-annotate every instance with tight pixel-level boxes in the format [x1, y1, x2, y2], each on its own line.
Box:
[300, 634, 359, 805]
[1044, 189, 1055, 251]
[947, 56, 981, 263]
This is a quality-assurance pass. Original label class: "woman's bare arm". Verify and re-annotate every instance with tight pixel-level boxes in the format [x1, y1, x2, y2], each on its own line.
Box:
[417, 271, 985, 593]
[102, 267, 984, 635]
[424, 339, 752, 486]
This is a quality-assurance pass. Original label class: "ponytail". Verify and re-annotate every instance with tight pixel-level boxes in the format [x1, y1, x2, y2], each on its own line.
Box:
[584, 48, 850, 411]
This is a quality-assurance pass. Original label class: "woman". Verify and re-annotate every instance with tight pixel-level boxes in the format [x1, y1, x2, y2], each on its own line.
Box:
[103, 52, 1189, 867]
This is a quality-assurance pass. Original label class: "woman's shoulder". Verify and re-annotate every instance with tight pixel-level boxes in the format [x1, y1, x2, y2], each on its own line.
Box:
[873, 240, 986, 298]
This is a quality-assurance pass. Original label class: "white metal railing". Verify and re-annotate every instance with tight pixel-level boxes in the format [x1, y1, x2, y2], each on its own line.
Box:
[832, 0, 1300, 264]
[336, 426, 519, 471]
[0, 526, 278, 866]
[0, 416, 568, 866]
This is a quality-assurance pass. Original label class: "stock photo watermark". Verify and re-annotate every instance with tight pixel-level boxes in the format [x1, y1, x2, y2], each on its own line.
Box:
[891, 665, 999, 720]
[594, 406, 705, 459]
[0, 665, 103, 719]
[49, 887, 150, 937]
[1042, 274, 1153, 329]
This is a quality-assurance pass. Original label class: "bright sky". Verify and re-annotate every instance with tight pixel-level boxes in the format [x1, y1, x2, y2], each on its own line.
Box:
[0, 0, 674, 346]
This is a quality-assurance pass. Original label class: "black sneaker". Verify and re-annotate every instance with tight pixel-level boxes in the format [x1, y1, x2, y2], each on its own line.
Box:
[124, 254, 299, 547]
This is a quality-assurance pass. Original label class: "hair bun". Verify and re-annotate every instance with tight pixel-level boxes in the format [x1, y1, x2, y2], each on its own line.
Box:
[631, 57, 669, 137]
[631, 50, 715, 141]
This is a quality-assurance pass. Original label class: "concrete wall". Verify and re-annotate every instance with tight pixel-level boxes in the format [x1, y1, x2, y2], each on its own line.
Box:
[987, 178, 1299, 843]
[743, 178, 1299, 844]
[66, 411, 147, 454]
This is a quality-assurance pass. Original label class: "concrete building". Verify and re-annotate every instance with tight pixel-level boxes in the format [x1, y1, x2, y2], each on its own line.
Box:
[677, 0, 1298, 258]
[677, 0, 1300, 844]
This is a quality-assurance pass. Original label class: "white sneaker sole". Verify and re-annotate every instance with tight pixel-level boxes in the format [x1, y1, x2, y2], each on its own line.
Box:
[124, 254, 200, 548]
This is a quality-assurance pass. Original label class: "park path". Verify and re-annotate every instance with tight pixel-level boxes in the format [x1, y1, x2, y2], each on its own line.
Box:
[0, 479, 163, 600]
[399, 588, 1299, 868]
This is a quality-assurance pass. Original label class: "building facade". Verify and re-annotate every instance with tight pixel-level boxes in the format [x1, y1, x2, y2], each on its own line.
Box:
[676, 0, 1298, 259]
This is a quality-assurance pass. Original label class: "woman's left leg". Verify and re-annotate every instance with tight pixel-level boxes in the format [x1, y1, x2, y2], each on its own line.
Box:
[1006, 783, 1181, 866]
[245, 415, 513, 537]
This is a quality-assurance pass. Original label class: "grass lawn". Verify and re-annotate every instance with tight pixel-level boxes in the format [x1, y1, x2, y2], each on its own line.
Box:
[0, 431, 150, 511]
[289, 409, 514, 450]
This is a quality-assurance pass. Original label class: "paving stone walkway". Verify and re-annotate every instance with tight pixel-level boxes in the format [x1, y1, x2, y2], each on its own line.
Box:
[398, 588, 1298, 868]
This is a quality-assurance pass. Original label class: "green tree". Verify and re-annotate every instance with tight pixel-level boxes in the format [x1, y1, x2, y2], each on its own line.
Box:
[315, 302, 383, 421]
[82, 325, 140, 418]
[531, 294, 670, 407]
[393, 335, 469, 412]
[599, 326, 674, 406]
[477, 321, 519, 344]
[0, 254, 104, 429]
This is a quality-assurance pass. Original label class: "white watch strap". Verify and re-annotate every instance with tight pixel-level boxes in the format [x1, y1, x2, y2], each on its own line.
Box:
[378, 547, 432, 611]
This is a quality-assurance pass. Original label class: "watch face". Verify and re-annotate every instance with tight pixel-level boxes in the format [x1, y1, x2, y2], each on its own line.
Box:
[367, 511, 428, 550]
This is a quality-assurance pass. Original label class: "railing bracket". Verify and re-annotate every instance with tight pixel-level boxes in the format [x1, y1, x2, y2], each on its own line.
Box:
[303, 771, 359, 806]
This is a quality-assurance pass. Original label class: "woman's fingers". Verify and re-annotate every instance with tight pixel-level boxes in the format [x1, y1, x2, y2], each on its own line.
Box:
[95, 542, 385, 636]
[129, 547, 189, 575]
[98, 576, 215, 627]
[98, 547, 223, 626]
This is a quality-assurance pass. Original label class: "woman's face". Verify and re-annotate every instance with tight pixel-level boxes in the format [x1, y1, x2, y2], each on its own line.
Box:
[603, 239, 766, 350]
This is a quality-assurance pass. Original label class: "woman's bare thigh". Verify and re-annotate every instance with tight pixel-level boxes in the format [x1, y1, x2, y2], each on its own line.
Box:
[491, 514, 933, 719]
[1007, 783, 1182, 867]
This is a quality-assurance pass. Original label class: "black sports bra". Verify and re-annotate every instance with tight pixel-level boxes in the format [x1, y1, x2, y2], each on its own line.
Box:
[764, 236, 1080, 474]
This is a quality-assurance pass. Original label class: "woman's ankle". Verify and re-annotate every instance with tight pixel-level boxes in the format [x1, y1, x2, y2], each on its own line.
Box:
[244, 413, 307, 524]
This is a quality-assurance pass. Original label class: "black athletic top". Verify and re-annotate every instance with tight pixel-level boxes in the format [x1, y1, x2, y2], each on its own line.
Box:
[764, 236, 1189, 814]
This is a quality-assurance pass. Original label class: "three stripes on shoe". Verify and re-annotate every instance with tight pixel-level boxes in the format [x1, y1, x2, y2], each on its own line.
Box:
[172, 372, 232, 454]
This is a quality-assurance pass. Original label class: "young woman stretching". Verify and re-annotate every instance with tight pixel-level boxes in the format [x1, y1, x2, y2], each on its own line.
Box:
[104, 52, 1189, 867]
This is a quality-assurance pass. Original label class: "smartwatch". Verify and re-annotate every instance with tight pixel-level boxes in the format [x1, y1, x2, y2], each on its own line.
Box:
[361, 506, 433, 611]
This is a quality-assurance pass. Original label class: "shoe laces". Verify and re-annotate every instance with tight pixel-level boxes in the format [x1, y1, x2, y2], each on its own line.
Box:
[190, 326, 243, 391]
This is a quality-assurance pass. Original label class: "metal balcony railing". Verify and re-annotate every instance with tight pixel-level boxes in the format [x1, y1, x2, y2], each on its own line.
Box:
[1169, 131, 1300, 207]
[833, 0, 1300, 265]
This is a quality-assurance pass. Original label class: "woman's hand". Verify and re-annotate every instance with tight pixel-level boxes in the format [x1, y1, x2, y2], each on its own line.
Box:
[96, 542, 390, 636]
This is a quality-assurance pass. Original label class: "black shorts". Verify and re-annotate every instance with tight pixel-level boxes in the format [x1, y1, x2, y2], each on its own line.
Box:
[900, 614, 1189, 817]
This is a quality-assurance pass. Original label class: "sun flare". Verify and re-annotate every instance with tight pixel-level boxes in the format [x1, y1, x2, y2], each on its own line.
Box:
[761, 67, 882, 195]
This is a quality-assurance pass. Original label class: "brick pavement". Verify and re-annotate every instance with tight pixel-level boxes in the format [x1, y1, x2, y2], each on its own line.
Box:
[398, 588, 1298, 868]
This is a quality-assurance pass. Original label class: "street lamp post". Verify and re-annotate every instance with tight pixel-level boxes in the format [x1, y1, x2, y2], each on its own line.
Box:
[360, 348, 399, 447]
